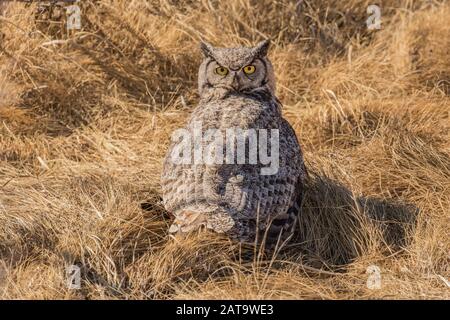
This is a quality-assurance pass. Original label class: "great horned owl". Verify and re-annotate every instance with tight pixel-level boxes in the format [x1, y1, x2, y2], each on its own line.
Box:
[161, 40, 306, 245]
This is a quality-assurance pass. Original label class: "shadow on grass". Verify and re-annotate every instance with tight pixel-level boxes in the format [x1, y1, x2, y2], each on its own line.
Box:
[283, 174, 419, 268]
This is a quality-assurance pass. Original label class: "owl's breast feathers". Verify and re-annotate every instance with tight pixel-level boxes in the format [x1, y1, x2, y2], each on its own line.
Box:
[161, 95, 306, 243]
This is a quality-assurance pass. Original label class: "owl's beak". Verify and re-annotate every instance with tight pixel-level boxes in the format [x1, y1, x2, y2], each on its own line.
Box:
[230, 74, 240, 91]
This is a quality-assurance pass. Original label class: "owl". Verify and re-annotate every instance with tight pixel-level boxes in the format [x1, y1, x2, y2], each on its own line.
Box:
[161, 40, 306, 246]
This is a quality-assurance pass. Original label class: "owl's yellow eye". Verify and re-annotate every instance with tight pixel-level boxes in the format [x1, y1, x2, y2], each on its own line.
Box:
[243, 65, 256, 74]
[215, 67, 229, 76]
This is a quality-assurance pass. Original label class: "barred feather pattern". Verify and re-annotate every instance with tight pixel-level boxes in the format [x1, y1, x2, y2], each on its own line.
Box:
[161, 41, 306, 245]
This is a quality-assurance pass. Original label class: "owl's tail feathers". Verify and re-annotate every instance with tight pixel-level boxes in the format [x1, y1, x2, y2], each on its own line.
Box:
[263, 210, 298, 247]
[264, 186, 304, 247]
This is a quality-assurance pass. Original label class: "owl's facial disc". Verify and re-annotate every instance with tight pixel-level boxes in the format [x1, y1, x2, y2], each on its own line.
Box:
[199, 40, 273, 95]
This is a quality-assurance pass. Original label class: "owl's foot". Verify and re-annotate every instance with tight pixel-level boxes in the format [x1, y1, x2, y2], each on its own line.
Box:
[168, 211, 208, 234]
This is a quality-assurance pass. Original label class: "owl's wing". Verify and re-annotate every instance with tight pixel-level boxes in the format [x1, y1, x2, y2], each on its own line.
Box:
[161, 144, 224, 217]
[280, 117, 307, 180]
[220, 117, 306, 227]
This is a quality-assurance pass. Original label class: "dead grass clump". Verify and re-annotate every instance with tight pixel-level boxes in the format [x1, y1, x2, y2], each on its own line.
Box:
[126, 232, 237, 299]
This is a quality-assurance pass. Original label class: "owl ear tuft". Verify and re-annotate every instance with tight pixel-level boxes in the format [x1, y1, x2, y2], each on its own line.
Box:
[253, 39, 270, 57]
[200, 41, 215, 58]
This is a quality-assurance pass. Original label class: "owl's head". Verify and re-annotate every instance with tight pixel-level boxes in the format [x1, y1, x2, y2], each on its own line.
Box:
[198, 40, 275, 98]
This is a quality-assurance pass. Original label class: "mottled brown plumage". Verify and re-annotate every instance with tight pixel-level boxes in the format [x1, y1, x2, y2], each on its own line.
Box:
[161, 40, 306, 245]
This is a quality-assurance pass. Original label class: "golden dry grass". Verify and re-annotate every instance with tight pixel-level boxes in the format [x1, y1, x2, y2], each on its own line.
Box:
[0, 0, 449, 299]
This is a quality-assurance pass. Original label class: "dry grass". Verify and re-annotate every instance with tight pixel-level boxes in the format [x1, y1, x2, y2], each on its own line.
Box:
[0, 0, 449, 299]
